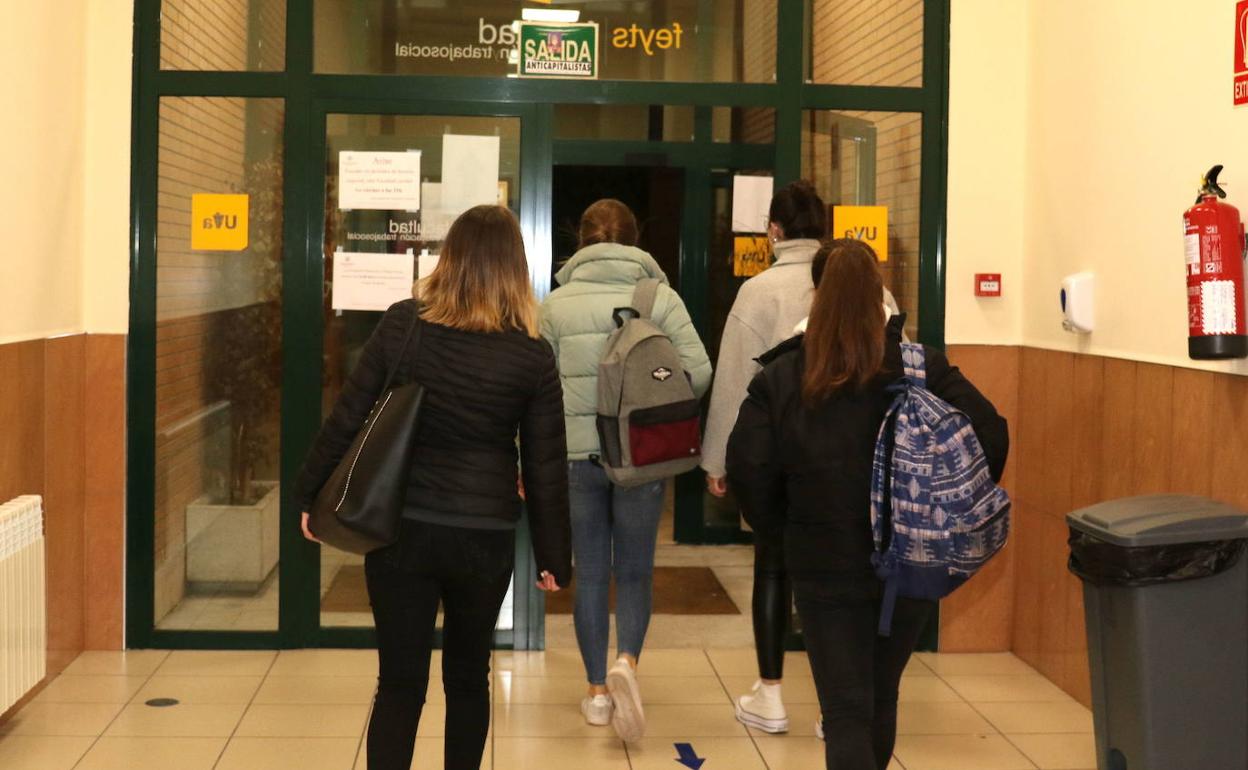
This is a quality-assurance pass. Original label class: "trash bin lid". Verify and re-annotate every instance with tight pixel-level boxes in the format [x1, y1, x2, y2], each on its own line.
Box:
[1066, 495, 1248, 547]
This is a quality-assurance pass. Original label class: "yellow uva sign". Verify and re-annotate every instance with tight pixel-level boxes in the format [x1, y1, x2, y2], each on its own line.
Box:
[733, 236, 771, 278]
[832, 206, 888, 262]
[191, 193, 249, 251]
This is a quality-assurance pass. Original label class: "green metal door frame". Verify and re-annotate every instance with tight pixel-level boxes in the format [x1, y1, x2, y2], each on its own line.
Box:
[126, 0, 952, 650]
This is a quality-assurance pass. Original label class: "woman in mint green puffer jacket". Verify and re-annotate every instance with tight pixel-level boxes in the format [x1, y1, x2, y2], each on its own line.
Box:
[540, 199, 711, 741]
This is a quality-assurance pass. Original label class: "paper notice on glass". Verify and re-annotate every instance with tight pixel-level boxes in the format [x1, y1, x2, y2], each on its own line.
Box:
[420, 182, 456, 242]
[339, 151, 422, 211]
[418, 249, 441, 280]
[331, 251, 415, 311]
[442, 135, 501, 212]
[731, 175, 774, 233]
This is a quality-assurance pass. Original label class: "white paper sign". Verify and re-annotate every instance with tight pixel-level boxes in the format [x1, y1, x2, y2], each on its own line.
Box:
[420, 182, 456, 242]
[442, 135, 501, 212]
[731, 175, 775, 233]
[331, 250, 415, 311]
[418, 249, 441, 280]
[339, 151, 422, 211]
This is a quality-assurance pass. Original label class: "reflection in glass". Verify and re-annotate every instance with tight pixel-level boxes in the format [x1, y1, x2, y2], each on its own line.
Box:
[803, 110, 922, 341]
[154, 97, 285, 630]
[160, 0, 286, 71]
[810, 0, 923, 87]
[315, 0, 777, 82]
[319, 114, 523, 631]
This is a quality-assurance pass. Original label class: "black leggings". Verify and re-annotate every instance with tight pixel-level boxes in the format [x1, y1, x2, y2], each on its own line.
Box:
[794, 580, 935, 770]
[752, 534, 792, 681]
[364, 519, 515, 770]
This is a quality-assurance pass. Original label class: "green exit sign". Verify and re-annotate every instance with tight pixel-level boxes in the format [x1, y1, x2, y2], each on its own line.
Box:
[518, 22, 599, 79]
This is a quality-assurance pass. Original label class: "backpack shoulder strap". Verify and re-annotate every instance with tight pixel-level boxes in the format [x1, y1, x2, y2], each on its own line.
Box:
[899, 342, 927, 388]
[631, 278, 661, 320]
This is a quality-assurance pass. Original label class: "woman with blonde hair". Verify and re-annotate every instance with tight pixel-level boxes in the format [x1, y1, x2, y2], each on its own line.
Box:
[294, 205, 572, 770]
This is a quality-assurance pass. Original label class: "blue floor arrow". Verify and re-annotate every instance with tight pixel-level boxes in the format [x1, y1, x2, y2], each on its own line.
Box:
[674, 742, 706, 769]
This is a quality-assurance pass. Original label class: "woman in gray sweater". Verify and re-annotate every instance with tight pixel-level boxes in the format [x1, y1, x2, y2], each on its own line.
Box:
[702, 181, 899, 734]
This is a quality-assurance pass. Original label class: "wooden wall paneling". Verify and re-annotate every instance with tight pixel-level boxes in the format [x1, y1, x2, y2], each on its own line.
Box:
[1010, 504, 1043, 666]
[1099, 359, 1138, 500]
[1169, 368, 1216, 498]
[1062, 569, 1092, 707]
[1070, 355, 1105, 511]
[1039, 351, 1075, 517]
[1209, 370, 1248, 511]
[1015, 348, 1048, 508]
[940, 538, 1015, 652]
[1131, 363, 1175, 495]
[1035, 509, 1070, 683]
[42, 335, 86, 657]
[83, 335, 126, 650]
[0, 340, 46, 503]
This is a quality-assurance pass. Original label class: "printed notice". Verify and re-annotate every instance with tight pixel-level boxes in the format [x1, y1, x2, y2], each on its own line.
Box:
[339, 151, 422, 211]
[442, 135, 501, 213]
[420, 182, 456, 242]
[731, 175, 774, 233]
[331, 251, 415, 311]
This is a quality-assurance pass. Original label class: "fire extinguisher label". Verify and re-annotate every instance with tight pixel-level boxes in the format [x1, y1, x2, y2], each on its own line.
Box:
[1185, 234, 1201, 275]
[1201, 280, 1239, 334]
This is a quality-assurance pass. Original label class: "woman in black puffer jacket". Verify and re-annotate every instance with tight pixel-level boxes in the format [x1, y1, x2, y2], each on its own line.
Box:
[727, 240, 1008, 770]
[293, 206, 571, 770]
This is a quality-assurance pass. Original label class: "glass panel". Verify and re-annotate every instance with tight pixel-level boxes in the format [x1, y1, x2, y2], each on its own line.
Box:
[810, 0, 923, 87]
[320, 114, 522, 631]
[554, 105, 695, 142]
[711, 107, 776, 144]
[803, 110, 922, 340]
[154, 97, 285, 630]
[160, 0, 286, 71]
[315, 0, 777, 82]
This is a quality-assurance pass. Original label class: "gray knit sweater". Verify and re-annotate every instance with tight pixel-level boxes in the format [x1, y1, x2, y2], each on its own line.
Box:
[701, 239, 900, 477]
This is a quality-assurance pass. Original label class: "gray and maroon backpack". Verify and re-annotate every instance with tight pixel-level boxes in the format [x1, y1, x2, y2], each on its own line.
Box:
[594, 279, 702, 487]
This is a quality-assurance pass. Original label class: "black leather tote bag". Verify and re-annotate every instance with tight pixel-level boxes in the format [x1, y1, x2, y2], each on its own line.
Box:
[308, 311, 424, 554]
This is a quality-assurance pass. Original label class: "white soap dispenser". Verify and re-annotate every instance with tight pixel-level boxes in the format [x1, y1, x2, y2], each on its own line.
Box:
[1060, 273, 1095, 334]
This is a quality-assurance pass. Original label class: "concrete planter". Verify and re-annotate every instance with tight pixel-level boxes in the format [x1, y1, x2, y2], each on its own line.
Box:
[186, 481, 279, 592]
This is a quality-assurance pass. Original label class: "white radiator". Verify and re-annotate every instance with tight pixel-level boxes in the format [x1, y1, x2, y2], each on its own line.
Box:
[0, 495, 45, 714]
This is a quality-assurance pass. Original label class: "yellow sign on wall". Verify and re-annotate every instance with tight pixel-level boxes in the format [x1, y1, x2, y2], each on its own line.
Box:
[832, 205, 888, 262]
[733, 236, 771, 278]
[191, 194, 249, 251]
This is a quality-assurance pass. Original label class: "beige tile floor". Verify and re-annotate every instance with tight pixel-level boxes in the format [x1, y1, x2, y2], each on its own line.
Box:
[0, 649, 1094, 769]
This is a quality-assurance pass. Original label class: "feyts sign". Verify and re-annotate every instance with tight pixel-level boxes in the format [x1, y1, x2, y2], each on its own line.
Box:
[1237, 0, 1248, 106]
[518, 22, 599, 79]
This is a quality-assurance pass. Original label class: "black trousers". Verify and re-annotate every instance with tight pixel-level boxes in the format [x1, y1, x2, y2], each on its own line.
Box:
[752, 534, 792, 681]
[793, 579, 935, 770]
[364, 519, 515, 770]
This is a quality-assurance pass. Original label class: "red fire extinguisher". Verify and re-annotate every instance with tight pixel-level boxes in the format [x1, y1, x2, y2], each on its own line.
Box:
[1184, 165, 1248, 359]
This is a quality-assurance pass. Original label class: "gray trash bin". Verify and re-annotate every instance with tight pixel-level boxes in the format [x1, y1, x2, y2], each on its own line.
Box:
[1067, 494, 1248, 770]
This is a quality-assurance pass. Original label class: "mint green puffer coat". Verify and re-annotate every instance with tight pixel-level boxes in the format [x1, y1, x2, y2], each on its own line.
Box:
[541, 243, 713, 461]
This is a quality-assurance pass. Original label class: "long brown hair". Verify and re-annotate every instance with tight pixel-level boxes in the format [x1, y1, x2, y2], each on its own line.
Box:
[802, 239, 886, 404]
[417, 205, 540, 338]
[578, 199, 639, 249]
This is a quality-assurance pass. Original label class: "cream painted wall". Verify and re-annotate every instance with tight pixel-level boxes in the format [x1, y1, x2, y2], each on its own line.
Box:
[0, 2, 88, 344]
[945, 0, 1028, 345]
[1020, 0, 1248, 371]
[83, 0, 134, 335]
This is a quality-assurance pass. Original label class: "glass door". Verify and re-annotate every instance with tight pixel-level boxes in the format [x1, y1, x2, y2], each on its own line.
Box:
[296, 101, 548, 648]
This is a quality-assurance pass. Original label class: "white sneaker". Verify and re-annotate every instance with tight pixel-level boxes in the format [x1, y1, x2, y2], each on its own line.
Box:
[606, 658, 646, 742]
[581, 694, 613, 726]
[734, 680, 789, 733]
[815, 719, 824, 740]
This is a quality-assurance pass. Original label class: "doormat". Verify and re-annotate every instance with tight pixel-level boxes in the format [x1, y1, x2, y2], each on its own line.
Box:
[320, 565, 369, 613]
[545, 567, 739, 615]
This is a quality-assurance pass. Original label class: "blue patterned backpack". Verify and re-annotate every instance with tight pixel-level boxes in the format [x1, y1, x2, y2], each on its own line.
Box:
[870, 343, 1011, 635]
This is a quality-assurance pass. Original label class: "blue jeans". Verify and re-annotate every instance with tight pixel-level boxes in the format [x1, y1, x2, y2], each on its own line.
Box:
[568, 460, 666, 685]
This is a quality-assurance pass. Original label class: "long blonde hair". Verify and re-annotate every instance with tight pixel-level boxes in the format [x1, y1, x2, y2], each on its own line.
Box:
[417, 205, 539, 338]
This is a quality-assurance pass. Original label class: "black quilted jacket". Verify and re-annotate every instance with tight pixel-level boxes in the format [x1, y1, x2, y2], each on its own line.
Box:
[292, 299, 572, 586]
[726, 316, 1009, 591]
